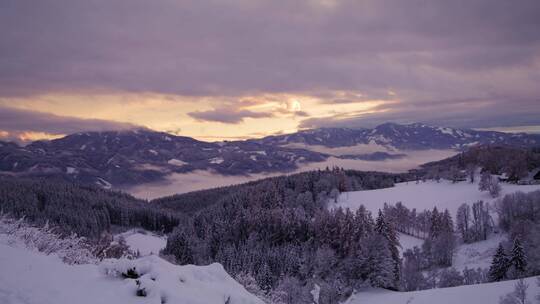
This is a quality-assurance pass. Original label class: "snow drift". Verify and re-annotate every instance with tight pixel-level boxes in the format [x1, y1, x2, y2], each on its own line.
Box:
[0, 219, 263, 304]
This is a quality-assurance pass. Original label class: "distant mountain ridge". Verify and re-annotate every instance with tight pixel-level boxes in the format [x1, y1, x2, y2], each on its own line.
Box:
[1, 123, 539, 188]
[254, 122, 540, 150]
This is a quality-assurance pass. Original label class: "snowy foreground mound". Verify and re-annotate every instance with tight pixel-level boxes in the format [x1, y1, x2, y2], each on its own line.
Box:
[0, 242, 263, 304]
[345, 277, 539, 304]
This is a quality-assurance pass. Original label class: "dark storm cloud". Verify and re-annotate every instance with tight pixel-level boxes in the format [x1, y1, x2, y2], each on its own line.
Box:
[188, 108, 273, 124]
[0, 106, 136, 137]
[1, 0, 540, 128]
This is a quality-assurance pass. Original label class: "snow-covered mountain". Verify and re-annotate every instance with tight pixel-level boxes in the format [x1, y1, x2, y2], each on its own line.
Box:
[255, 122, 540, 150]
[1, 123, 538, 188]
[0, 129, 325, 187]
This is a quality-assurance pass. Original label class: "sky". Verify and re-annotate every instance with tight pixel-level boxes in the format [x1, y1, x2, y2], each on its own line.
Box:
[1, 0, 540, 142]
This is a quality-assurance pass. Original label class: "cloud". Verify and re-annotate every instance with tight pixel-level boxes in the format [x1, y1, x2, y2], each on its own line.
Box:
[0, 0, 539, 130]
[188, 108, 273, 124]
[299, 97, 540, 129]
[0, 106, 137, 142]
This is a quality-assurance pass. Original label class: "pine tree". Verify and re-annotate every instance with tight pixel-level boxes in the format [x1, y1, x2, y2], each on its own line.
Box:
[489, 243, 510, 282]
[375, 210, 401, 288]
[510, 237, 527, 277]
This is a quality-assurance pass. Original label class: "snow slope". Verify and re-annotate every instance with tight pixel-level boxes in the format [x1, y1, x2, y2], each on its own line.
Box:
[0, 240, 263, 304]
[334, 179, 540, 267]
[115, 230, 167, 256]
[398, 233, 424, 254]
[344, 276, 540, 304]
[453, 233, 508, 271]
[334, 179, 540, 221]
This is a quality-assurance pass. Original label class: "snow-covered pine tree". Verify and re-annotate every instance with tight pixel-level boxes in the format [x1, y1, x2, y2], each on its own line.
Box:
[375, 209, 401, 288]
[365, 234, 396, 290]
[510, 237, 527, 277]
[489, 243, 510, 282]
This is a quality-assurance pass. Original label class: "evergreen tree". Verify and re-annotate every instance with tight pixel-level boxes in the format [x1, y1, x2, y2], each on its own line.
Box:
[510, 237, 527, 277]
[375, 209, 401, 287]
[489, 243, 510, 282]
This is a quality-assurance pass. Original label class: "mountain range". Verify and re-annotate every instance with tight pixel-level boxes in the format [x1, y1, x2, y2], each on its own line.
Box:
[1, 123, 539, 188]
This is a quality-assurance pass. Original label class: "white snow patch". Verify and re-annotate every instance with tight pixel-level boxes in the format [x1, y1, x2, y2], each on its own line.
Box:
[453, 233, 508, 271]
[66, 167, 78, 174]
[344, 276, 539, 304]
[115, 230, 167, 256]
[209, 157, 224, 164]
[148, 149, 158, 155]
[167, 158, 188, 166]
[398, 233, 424, 255]
[96, 177, 112, 189]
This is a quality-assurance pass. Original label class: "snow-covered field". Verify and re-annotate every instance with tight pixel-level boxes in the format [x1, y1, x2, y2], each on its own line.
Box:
[115, 230, 167, 256]
[398, 233, 425, 254]
[334, 179, 540, 222]
[335, 179, 540, 269]
[345, 276, 540, 304]
[453, 233, 508, 271]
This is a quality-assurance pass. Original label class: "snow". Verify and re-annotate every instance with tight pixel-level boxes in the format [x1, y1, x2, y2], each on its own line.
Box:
[66, 167, 78, 174]
[398, 233, 424, 254]
[250, 155, 258, 161]
[344, 276, 540, 304]
[438, 127, 455, 136]
[0, 232, 263, 304]
[167, 158, 188, 166]
[334, 179, 540, 221]
[148, 149, 158, 155]
[115, 230, 167, 256]
[96, 177, 112, 189]
[209, 157, 224, 164]
[334, 179, 540, 269]
[453, 233, 508, 271]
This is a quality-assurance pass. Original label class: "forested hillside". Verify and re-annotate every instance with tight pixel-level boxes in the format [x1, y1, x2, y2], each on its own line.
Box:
[419, 145, 540, 182]
[160, 168, 412, 303]
[153, 169, 410, 215]
[0, 178, 181, 239]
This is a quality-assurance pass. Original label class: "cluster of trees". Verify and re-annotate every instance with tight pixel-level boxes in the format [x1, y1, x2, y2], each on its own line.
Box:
[162, 168, 406, 303]
[489, 238, 527, 282]
[381, 203, 455, 242]
[479, 171, 502, 197]
[456, 201, 493, 243]
[0, 178, 181, 239]
[418, 145, 540, 183]
[496, 190, 540, 276]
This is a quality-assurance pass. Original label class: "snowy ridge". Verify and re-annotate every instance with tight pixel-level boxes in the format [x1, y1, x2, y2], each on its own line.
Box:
[0, 220, 264, 304]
